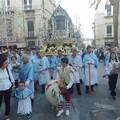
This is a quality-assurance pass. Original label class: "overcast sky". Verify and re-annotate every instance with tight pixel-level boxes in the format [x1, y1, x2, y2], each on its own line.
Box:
[56, 0, 95, 38]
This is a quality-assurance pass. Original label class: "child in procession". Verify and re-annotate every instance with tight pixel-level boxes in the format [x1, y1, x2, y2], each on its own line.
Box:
[15, 81, 32, 120]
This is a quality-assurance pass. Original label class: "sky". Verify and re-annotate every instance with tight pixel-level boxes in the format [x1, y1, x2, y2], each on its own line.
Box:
[56, 0, 95, 38]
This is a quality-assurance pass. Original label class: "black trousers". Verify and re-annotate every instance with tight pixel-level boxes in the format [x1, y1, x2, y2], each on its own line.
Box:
[0, 87, 11, 116]
[108, 74, 118, 96]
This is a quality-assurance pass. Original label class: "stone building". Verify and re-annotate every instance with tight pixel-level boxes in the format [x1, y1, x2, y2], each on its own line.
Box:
[0, 0, 56, 48]
[94, 1, 120, 47]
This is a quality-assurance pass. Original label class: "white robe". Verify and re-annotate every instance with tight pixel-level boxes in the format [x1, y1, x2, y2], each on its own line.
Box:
[35, 56, 51, 85]
[84, 60, 98, 85]
[17, 96, 32, 115]
[53, 67, 61, 80]
[36, 70, 51, 85]
[68, 55, 82, 83]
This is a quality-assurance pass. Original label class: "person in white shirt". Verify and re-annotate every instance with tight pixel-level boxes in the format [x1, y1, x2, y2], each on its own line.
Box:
[0, 53, 15, 120]
[56, 57, 74, 117]
[105, 52, 119, 99]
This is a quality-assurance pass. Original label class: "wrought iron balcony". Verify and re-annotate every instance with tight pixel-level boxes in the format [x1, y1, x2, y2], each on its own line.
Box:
[104, 33, 114, 38]
[23, 4, 34, 12]
[25, 31, 37, 39]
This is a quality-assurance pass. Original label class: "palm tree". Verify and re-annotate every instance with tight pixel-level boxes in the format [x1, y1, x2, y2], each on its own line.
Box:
[90, 0, 120, 46]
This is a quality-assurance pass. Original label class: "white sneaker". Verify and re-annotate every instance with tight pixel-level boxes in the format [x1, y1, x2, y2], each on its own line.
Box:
[56, 109, 64, 117]
[66, 110, 70, 116]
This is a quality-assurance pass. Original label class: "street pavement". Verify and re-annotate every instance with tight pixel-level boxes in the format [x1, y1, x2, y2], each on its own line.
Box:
[0, 62, 120, 120]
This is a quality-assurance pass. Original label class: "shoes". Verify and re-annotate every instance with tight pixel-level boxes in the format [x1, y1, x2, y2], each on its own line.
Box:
[80, 80, 83, 84]
[41, 91, 45, 94]
[113, 96, 116, 100]
[78, 92, 82, 96]
[66, 110, 70, 116]
[26, 114, 31, 120]
[5, 116, 10, 120]
[94, 83, 98, 86]
[56, 109, 64, 117]
[18, 114, 23, 119]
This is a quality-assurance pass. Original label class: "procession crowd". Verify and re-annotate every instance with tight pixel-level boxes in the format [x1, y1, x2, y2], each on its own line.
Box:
[0, 45, 120, 120]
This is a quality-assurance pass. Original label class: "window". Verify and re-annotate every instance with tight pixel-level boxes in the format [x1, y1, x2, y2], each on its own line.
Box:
[7, 21, 13, 36]
[27, 21, 34, 37]
[105, 25, 113, 37]
[7, 0, 10, 6]
[105, 5, 113, 16]
[56, 20, 65, 30]
[24, 0, 32, 10]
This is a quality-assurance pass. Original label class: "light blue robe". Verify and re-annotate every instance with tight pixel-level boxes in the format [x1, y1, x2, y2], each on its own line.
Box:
[79, 50, 83, 56]
[29, 54, 36, 64]
[47, 56, 56, 68]
[83, 53, 99, 68]
[34, 56, 50, 72]
[19, 61, 34, 82]
[54, 56, 63, 67]
[47, 56, 56, 78]
[53, 56, 63, 79]
[15, 87, 32, 99]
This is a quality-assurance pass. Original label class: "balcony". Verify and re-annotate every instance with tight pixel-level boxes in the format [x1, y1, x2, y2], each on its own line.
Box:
[104, 12, 113, 18]
[104, 33, 114, 39]
[7, 6, 14, 12]
[23, 4, 34, 12]
[25, 31, 37, 39]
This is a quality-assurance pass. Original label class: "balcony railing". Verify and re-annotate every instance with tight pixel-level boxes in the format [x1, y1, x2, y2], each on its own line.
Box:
[28, 31, 34, 37]
[107, 12, 113, 16]
[25, 31, 37, 39]
[24, 4, 33, 11]
[104, 33, 114, 38]
[104, 12, 113, 17]
[7, 6, 14, 11]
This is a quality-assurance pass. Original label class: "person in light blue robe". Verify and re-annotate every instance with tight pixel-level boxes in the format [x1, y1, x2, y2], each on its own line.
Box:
[83, 46, 99, 93]
[53, 50, 64, 79]
[15, 81, 32, 116]
[19, 54, 34, 102]
[26, 49, 36, 64]
[79, 49, 83, 56]
[47, 55, 56, 79]
[68, 49, 82, 95]
[10, 50, 21, 63]
[34, 51, 50, 93]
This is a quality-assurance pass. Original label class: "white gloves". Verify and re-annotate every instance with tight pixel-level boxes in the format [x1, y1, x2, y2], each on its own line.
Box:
[57, 67, 61, 71]
[25, 79, 31, 86]
[73, 66, 79, 71]
[106, 71, 109, 75]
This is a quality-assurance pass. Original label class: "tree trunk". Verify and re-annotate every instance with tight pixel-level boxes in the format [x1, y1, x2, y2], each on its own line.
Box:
[110, 0, 119, 46]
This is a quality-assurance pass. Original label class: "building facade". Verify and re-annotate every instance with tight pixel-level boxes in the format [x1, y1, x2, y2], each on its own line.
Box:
[94, 1, 120, 47]
[0, 0, 56, 48]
